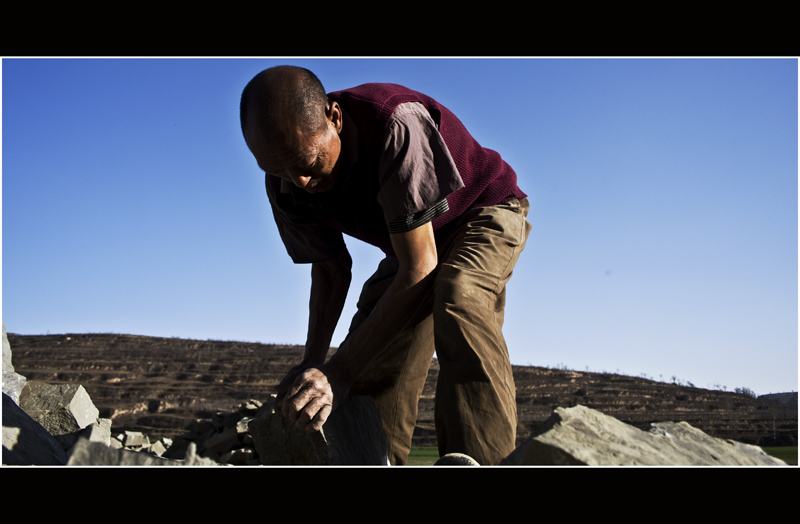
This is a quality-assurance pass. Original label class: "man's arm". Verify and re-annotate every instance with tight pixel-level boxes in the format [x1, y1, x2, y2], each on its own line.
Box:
[275, 250, 351, 402]
[326, 222, 437, 383]
[279, 222, 438, 432]
[305, 250, 352, 364]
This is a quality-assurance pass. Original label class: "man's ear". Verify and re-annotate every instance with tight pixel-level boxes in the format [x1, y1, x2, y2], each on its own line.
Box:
[327, 101, 343, 134]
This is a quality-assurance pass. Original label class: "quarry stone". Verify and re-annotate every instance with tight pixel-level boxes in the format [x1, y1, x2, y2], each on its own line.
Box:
[249, 394, 389, 465]
[220, 447, 257, 465]
[202, 425, 239, 454]
[148, 440, 168, 457]
[67, 438, 218, 466]
[122, 431, 150, 449]
[2, 324, 27, 404]
[57, 418, 113, 452]
[434, 453, 480, 466]
[3, 392, 68, 465]
[501, 404, 787, 466]
[19, 381, 100, 436]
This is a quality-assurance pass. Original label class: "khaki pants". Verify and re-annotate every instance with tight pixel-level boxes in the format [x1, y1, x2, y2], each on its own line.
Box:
[343, 198, 531, 465]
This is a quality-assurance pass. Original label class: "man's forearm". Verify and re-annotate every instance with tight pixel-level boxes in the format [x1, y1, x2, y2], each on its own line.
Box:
[304, 250, 352, 364]
[325, 223, 438, 386]
[278, 223, 437, 433]
[325, 264, 433, 385]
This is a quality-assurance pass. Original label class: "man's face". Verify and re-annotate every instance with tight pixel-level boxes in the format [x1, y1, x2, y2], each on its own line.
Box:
[247, 102, 343, 194]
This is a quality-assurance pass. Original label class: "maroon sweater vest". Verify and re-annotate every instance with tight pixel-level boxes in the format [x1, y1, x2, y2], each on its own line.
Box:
[270, 83, 526, 258]
[328, 83, 526, 230]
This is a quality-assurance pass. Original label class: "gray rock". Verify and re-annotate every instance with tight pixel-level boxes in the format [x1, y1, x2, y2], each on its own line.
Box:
[19, 381, 100, 436]
[433, 453, 480, 466]
[57, 418, 112, 452]
[148, 440, 167, 457]
[2, 324, 27, 404]
[122, 430, 150, 450]
[219, 447, 257, 465]
[2, 393, 68, 465]
[202, 425, 238, 455]
[501, 405, 787, 466]
[67, 438, 219, 466]
[249, 395, 389, 465]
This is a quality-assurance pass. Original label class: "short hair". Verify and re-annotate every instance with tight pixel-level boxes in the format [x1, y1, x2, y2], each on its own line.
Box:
[240, 65, 329, 143]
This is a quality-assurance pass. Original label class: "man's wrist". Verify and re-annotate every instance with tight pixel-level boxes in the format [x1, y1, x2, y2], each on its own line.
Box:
[321, 354, 354, 391]
[303, 340, 331, 365]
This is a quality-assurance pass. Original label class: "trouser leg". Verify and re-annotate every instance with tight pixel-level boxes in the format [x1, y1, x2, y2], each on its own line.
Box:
[344, 257, 435, 466]
[432, 198, 531, 465]
[340, 198, 531, 466]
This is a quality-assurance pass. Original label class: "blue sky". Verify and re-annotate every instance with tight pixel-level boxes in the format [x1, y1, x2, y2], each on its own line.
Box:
[2, 57, 797, 396]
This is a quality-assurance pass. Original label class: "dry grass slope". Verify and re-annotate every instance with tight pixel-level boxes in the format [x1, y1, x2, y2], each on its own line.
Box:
[8, 333, 797, 448]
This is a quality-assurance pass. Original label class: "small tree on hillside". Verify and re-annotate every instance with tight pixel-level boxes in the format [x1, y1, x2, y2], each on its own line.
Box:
[734, 386, 757, 399]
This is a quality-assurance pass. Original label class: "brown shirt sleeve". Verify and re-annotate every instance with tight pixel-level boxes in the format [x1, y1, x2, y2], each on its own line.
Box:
[377, 102, 464, 233]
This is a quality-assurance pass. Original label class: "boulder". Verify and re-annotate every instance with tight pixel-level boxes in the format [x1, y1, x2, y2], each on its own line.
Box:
[2, 392, 68, 465]
[19, 381, 100, 436]
[249, 395, 389, 465]
[501, 405, 787, 466]
[57, 418, 113, 452]
[2, 324, 27, 404]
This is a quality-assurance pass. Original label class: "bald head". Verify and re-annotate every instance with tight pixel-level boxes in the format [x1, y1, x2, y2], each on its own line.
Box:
[240, 66, 344, 194]
[240, 66, 329, 149]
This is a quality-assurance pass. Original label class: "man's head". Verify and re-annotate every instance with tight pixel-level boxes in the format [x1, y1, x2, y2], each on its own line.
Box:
[240, 66, 343, 194]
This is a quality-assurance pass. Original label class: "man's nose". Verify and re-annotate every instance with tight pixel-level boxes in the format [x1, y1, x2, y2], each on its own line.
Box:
[287, 169, 312, 188]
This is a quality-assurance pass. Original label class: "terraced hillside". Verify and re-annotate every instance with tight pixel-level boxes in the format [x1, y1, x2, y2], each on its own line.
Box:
[7, 333, 797, 448]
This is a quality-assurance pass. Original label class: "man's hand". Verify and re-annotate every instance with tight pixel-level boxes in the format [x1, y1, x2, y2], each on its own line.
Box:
[274, 224, 437, 434]
[275, 359, 319, 402]
[275, 362, 349, 433]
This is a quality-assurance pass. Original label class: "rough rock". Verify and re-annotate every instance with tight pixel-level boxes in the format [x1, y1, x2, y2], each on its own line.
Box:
[2, 324, 27, 404]
[501, 405, 787, 466]
[4, 327, 789, 467]
[67, 438, 218, 466]
[3, 331, 192, 465]
[248, 394, 389, 465]
[433, 453, 480, 466]
[2, 393, 69, 465]
[56, 418, 112, 452]
[19, 381, 100, 436]
[121, 430, 150, 450]
[163, 399, 266, 464]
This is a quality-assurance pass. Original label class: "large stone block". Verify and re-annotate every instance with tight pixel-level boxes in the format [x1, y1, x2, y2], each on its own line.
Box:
[3, 393, 68, 465]
[249, 395, 389, 465]
[57, 418, 113, 452]
[19, 381, 100, 436]
[501, 405, 787, 466]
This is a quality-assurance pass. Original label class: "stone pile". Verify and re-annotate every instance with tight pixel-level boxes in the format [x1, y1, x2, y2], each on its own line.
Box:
[163, 399, 267, 465]
[3, 378, 187, 465]
[4, 323, 389, 466]
[3, 325, 190, 466]
[165, 394, 390, 465]
[3, 324, 789, 466]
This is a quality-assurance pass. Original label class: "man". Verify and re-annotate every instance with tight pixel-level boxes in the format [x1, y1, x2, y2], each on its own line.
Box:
[240, 65, 531, 465]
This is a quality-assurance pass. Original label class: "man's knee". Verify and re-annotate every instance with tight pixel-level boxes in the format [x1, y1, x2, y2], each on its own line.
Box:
[434, 263, 499, 313]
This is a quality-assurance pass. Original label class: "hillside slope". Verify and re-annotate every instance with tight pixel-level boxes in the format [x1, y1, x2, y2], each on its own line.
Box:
[7, 333, 797, 447]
